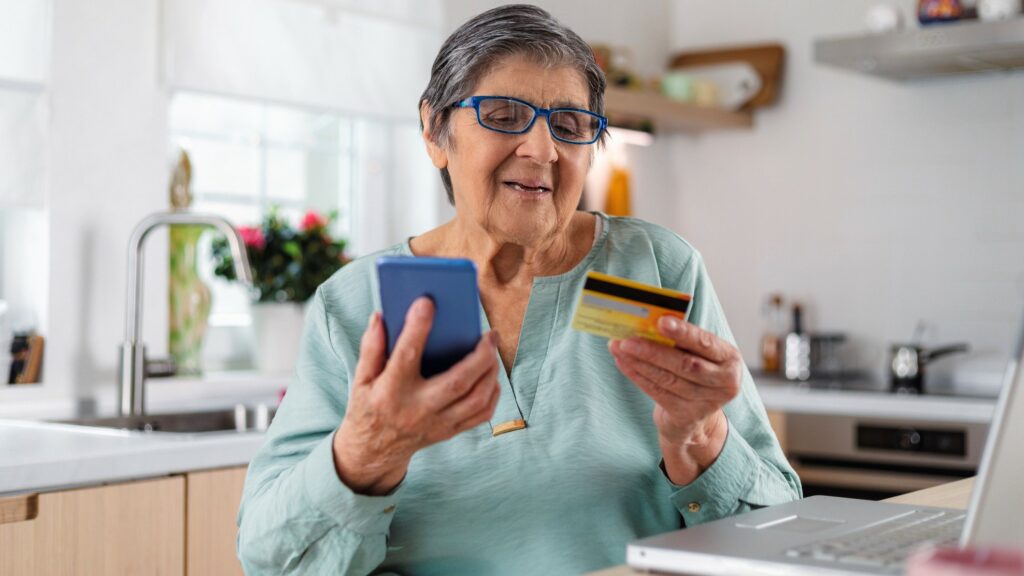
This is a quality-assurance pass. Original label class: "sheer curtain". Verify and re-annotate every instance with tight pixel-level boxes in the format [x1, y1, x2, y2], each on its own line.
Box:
[162, 0, 446, 255]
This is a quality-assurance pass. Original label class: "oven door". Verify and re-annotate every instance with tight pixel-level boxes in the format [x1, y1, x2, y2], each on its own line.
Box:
[785, 413, 988, 499]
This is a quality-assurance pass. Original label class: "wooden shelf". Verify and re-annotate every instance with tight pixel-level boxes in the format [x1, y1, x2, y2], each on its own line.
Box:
[815, 17, 1024, 80]
[604, 86, 753, 133]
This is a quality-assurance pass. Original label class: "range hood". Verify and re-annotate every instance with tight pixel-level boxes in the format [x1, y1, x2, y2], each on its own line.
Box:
[815, 17, 1024, 80]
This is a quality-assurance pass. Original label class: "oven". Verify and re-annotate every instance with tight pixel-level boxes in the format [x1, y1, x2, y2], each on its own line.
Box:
[785, 412, 990, 500]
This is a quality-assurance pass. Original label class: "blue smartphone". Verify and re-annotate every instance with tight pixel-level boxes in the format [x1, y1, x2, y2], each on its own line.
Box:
[376, 256, 482, 378]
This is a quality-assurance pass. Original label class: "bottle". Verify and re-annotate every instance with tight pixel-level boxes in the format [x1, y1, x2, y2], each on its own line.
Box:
[604, 164, 632, 217]
[784, 303, 811, 381]
[760, 294, 785, 374]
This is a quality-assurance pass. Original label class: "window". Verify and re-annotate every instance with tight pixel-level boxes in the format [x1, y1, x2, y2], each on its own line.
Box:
[169, 91, 439, 369]
[163, 0, 444, 370]
[1, 0, 51, 381]
[168, 91, 355, 329]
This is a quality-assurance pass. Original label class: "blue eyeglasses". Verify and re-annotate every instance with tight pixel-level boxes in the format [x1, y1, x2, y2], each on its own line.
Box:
[452, 96, 607, 145]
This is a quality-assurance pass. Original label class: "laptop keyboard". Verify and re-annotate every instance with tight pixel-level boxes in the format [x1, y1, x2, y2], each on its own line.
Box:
[784, 509, 966, 573]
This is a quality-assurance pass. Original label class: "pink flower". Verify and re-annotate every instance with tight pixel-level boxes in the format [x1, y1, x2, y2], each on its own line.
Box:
[300, 210, 328, 231]
[239, 226, 265, 250]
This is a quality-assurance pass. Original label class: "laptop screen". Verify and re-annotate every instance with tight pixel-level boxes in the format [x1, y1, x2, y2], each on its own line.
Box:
[963, 319, 1024, 547]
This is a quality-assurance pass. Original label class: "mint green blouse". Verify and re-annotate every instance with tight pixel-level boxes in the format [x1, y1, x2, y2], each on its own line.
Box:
[237, 213, 801, 576]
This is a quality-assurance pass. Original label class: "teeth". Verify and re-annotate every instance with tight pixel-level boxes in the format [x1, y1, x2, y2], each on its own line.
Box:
[508, 182, 547, 193]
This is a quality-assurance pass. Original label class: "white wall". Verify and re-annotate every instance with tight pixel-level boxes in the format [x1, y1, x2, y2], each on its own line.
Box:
[665, 0, 1024, 385]
[39, 0, 168, 403]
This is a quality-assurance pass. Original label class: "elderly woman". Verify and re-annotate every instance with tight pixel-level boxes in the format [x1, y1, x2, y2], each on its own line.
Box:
[238, 5, 800, 575]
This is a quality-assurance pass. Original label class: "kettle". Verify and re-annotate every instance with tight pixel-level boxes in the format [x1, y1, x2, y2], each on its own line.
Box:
[890, 343, 969, 394]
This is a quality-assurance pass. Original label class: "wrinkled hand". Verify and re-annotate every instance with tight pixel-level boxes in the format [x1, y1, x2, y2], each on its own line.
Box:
[609, 315, 742, 484]
[333, 297, 501, 495]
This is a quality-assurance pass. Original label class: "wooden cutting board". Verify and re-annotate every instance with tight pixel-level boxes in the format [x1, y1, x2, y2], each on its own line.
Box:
[669, 43, 785, 110]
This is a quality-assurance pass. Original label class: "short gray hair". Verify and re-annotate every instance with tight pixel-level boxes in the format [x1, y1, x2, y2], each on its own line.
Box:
[419, 4, 607, 204]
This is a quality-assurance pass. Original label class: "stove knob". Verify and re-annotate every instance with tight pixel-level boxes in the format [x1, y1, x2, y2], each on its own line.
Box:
[899, 429, 921, 450]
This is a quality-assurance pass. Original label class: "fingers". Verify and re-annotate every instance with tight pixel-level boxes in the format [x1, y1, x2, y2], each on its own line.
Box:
[462, 376, 501, 430]
[353, 312, 387, 387]
[423, 331, 499, 411]
[612, 354, 690, 412]
[386, 297, 436, 380]
[613, 337, 724, 389]
[612, 349, 727, 404]
[438, 358, 501, 433]
[657, 315, 733, 364]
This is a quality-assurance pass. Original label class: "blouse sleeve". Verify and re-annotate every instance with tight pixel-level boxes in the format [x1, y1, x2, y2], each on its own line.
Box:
[237, 286, 399, 575]
[664, 251, 803, 525]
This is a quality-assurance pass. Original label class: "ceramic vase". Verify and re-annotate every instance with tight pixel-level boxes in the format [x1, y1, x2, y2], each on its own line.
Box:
[250, 301, 306, 374]
[169, 225, 211, 375]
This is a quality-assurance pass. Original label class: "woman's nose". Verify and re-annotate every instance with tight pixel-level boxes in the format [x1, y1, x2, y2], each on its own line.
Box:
[515, 117, 558, 164]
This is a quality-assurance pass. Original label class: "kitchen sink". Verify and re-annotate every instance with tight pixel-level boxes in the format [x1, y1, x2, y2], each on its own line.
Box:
[51, 405, 276, 435]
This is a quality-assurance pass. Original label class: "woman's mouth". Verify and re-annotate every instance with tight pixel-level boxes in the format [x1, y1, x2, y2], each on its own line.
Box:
[503, 180, 552, 195]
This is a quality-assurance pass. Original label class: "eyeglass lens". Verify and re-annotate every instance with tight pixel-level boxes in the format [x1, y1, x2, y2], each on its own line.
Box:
[478, 99, 600, 143]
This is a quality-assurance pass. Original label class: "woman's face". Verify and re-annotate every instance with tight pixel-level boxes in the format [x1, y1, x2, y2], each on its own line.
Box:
[431, 55, 593, 247]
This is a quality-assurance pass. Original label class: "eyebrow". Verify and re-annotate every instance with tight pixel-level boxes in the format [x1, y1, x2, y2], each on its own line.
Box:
[504, 95, 589, 110]
[551, 99, 589, 110]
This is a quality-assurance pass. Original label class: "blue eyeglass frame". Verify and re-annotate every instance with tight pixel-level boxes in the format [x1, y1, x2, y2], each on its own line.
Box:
[452, 95, 607, 145]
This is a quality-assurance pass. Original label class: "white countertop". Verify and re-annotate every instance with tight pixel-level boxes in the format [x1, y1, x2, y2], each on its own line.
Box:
[755, 379, 996, 424]
[0, 419, 266, 496]
[0, 371, 288, 497]
[0, 372, 997, 497]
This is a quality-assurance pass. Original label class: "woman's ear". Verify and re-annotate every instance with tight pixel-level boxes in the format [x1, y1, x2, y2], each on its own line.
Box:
[420, 102, 448, 170]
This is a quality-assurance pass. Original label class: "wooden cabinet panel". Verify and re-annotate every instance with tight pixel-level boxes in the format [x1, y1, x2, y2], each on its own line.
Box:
[186, 466, 247, 576]
[767, 409, 787, 453]
[0, 476, 185, 576]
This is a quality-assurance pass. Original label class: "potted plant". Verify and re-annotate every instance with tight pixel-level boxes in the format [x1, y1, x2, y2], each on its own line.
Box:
[211, 207, 350, 373]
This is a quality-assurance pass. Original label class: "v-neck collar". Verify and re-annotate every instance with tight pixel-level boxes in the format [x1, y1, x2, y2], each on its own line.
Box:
[399, 211, 612, 435]
[400, 211, 609, 282]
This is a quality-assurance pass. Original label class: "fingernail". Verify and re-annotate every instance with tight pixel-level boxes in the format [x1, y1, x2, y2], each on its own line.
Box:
[621, 339, 639, 353]
[413, 297, 432, 317]
[660, 316, 680, 331]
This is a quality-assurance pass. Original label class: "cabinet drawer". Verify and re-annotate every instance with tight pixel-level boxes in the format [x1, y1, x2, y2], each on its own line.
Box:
[0, 476, 185, 576]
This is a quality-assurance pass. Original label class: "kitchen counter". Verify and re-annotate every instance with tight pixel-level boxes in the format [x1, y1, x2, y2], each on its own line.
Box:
[0, 418, 266, 496]
[754, 375, 996, 424]
[0, 372, 996, 497]
[0, 371, 288, 496]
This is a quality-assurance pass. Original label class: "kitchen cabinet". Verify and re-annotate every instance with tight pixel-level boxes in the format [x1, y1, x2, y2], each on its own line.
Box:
[186, 467, 247, 576]
[0, 466, 251, 576]
[0, 476, 185, 575]
[766, 409, 787, 453]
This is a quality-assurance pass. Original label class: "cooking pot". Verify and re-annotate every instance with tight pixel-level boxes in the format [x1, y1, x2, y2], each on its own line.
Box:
[890, 343, 969, 394]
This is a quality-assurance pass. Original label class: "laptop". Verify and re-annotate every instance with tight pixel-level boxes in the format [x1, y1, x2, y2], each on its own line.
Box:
[627, 317, 1024, 575]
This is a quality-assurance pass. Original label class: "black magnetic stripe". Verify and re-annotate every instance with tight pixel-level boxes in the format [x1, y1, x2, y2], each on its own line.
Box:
[583, 277, 689, 313]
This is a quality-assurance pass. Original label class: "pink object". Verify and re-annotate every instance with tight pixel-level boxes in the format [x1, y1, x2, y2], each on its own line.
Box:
[277, 387, 287, 405]
[239, 226, 266, 250]
[300, 210, 328, 231]
[907, 547, 1024, 576]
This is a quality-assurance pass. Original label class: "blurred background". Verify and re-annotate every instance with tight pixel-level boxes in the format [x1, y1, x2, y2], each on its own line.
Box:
[1, 0, 1023, 498]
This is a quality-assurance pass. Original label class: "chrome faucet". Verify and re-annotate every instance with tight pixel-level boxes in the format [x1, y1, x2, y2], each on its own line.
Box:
[119, 211, 253, 416]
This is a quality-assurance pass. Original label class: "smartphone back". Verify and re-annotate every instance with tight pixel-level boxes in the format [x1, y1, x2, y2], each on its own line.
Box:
[376, 256, 482, 378]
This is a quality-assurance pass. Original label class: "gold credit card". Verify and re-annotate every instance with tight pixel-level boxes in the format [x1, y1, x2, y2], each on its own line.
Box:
[571, 271, 692, 346]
